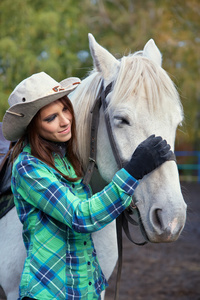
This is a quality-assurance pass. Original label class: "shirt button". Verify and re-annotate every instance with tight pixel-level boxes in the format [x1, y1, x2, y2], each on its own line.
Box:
[68, 166, 71, 170]
[87, 261, 91, 265]
[84, 241, 87, 245]
[72, 184, 75, 188]
[89, 281, 92, 285]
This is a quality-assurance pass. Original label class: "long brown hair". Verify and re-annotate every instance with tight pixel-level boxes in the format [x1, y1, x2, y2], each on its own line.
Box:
[12, 96, 83, 182]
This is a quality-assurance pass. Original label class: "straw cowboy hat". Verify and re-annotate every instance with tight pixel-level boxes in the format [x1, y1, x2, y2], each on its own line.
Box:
[2, 72, 81, 141]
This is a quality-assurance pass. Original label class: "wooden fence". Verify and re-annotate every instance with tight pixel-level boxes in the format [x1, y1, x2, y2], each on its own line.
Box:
[176, 151, 200, 182]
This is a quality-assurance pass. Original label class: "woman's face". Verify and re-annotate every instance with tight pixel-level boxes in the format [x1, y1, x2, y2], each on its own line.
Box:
[37, 99, 73, 143]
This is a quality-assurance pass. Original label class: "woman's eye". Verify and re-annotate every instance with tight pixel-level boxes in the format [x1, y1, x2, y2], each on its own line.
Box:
[63, 107, 68, 112]
[44, 114, 56, 122]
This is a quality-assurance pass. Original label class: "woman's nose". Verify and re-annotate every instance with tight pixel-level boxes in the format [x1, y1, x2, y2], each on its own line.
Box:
[60, 115, 70, 126]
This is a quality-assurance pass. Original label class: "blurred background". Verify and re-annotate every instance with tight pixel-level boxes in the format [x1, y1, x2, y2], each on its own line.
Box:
[0, 2, 200, 300]
[0, 0, 199, 181]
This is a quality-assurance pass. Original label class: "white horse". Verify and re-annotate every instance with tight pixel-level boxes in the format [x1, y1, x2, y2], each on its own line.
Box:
[0, 34, 187, 300]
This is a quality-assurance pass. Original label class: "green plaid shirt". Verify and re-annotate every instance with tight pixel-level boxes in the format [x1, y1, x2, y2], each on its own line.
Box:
[12, 144, 138, 300]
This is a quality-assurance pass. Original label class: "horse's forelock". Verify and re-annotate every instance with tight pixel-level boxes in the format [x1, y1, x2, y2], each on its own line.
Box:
[109, 55, 183, 117]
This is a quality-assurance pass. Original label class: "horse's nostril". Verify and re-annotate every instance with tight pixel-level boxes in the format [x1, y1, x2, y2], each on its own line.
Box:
[153, 209, 163, 229]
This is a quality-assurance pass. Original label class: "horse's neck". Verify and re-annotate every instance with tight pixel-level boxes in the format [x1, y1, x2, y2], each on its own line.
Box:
[90, 168, 108, 193]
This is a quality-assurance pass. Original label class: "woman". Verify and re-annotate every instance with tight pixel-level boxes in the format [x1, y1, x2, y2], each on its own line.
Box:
[2, 72, 173, 300]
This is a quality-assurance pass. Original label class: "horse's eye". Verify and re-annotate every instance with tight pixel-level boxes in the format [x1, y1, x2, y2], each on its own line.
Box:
[114, 116, 130, 127]
[121, 118, 130, 125]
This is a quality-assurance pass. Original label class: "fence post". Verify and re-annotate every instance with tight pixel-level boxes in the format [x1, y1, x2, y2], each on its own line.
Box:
[175, 151, 200, 182]
[198, 152, 200, 183]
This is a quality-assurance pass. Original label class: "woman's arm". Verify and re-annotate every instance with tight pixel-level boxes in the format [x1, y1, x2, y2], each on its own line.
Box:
[12, 155, 138, 233]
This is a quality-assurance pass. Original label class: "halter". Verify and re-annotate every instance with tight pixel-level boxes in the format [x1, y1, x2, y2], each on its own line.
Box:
[82, 81, 123, 185]
[82, 80, 176, 300]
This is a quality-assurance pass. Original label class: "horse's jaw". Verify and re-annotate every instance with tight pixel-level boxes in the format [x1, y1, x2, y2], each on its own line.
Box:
[133, 161, 187, 243]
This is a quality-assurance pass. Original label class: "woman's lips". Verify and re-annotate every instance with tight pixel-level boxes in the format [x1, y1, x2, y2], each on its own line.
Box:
[59, 126, 70, 134]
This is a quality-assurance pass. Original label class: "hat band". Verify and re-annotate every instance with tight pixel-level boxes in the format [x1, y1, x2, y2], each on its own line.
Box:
[6, 82, 81, 118]
[47, 85, 65, 95]
[6, 110, 24, 117]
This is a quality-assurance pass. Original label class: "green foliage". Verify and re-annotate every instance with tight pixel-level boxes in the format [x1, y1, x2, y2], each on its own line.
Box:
[0, 0, 90, 116]
[0, 0, 199, 149]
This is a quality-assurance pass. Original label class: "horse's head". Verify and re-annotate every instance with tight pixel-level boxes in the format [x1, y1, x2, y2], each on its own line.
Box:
[71, 34, 187, 243]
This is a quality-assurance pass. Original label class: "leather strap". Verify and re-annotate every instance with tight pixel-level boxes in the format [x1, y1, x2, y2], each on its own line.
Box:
[101, 83, 123, 169]
[82, 84, 103, 185]
[82, 81, 115, 185]
[114, 213, 123, 300]
[114, 205, 147, 300]
[122, 208, 147, 246]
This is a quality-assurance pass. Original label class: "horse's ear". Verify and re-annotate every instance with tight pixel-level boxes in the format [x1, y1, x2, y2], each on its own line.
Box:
[88, 33, 120, 80]
[143, 39, 162, 66]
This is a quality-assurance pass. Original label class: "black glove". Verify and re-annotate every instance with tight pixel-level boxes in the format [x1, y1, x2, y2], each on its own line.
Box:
[124, 135, 173, 180]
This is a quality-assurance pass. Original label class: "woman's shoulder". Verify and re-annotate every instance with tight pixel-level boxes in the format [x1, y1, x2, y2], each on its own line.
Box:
[15, 144, 34, 162]
[14, 144, 46, 169]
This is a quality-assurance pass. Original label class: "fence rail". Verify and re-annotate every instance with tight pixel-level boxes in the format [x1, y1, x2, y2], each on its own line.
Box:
[175, 151, 200, 183]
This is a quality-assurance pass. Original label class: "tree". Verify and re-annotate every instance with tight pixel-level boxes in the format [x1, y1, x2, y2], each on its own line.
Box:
[0, 0, 90, 117]
[81, 0, 200, 149]
[0, 0, 199, 149]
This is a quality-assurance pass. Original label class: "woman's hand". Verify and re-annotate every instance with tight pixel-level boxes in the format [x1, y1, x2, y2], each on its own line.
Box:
[124, 135, 173, 180]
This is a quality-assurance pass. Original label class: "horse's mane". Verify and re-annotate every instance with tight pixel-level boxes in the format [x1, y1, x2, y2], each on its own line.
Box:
[70, 54, 183, 169]
[70, 72, 103, 168]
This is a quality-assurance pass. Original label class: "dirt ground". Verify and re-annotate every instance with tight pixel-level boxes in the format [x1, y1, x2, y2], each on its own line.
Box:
[0, 182, 199, 300]
[105, 182, 200, 300]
